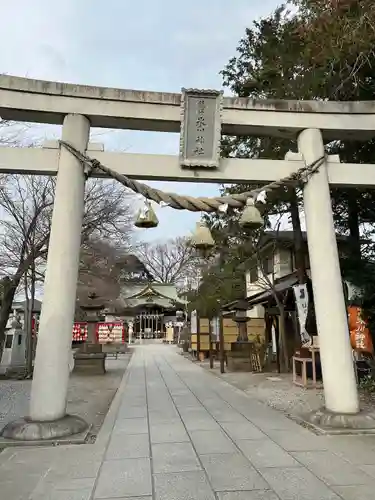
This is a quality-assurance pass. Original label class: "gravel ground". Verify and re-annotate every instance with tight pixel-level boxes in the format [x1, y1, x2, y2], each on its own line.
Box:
[197, 358, 375, 419]
[0, 352, 131, 438]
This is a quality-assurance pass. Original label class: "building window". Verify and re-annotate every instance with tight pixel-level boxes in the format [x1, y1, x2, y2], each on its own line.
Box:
[262, 256, 273, 275]
[5, 335, 13, 349]
[249, 266, 258, 283]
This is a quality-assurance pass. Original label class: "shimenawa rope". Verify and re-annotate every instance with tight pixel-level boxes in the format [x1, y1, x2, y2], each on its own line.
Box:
[59, 140, 325, 213]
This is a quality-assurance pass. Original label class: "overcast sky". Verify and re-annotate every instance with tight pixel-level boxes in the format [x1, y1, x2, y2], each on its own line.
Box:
[2, 0, 280, 242]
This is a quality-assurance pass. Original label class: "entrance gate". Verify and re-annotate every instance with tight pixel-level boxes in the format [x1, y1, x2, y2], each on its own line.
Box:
[1, 76, 375, 439]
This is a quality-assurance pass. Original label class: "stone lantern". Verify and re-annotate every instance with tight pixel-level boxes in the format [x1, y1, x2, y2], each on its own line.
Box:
[73, 291, 107, 375]
[226, 300, 254, 372]
[232, 300, 250, 343]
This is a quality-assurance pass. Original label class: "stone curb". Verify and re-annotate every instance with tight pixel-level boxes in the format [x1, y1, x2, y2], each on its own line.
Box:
[94, 349, 134, 449]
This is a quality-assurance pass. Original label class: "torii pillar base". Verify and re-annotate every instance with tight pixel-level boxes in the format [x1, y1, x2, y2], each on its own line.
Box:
[304, 407, 375, 435]
[0, 414, 88, 441]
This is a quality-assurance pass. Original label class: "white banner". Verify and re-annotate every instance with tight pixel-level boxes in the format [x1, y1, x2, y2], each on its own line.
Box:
[293, 284, 311, 346]
[191, 310, 198, 334]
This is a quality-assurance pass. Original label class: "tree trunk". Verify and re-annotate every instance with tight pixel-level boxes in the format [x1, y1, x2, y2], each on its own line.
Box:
[25, 266, 36, 377]
[290, 192, 317, 336]
[277, 303, 289, 372]
[0, 281, 19, 360]
[347, 193, 361, 262]
[290, 193, 307, 284]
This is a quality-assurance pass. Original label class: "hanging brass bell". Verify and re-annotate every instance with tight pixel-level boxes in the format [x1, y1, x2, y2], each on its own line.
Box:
[190, 221, 215, 252]
[134, 200, 159, 229]
[239, 198, 264, 231]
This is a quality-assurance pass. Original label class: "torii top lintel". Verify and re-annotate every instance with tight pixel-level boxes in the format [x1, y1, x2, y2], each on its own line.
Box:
[1, 75, 375, 141]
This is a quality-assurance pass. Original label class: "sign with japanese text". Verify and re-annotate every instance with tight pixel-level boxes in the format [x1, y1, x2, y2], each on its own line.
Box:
[348, 306, 373, 354]
[293, 284, 312, 346]
[179, 88, 223, 169]
[72, 322, 125, 343]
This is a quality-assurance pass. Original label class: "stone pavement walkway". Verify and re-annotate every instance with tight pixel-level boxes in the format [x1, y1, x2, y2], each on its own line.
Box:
[3, 344, 375, 499]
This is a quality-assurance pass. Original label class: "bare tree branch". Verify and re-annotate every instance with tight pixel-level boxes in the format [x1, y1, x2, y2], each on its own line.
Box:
[135, 237, 199, 288]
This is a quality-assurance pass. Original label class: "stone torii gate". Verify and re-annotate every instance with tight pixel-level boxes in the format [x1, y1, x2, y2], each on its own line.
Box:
[1, 75, 375, 439]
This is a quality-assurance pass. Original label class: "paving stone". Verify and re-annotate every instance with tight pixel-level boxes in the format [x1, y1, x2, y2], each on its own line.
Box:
[154, 470, 216, 500]
[150, 422, 190, 443]
[209, 409, 249, 423]
[249, 415, 301, 431]
[178, 406, 209, 416]
[329, 437, 375, 465]
[200, 453, 268, 492]
[44, 460, 101, 480]
[291, 450, 374, 486]
[259, 466, 341, 500]
[120, 397, 147, 407]
[360, 464, 375, 477]
[31, 477, 95, 500]
[173, 395, 200, 407]
[332, 485, 375, 500]
[216, 492, 280, 500]
[169, 389, 192, 396]
[221, 421, 266, 441]
[2, 477, 42, 500]
[265, 429, 331, 451]
[237, 439, 300, 468]
[94, 458, 152, 498]
[106, 433, 150, 460]
[0, 463, 48, 482]
[116, 405, 147, 419]
[189, 429, 238, 455]
[32, 489, 93, 500]
[183, 416, 220, 431]
[112, 417, 148, 434]
[152, 442, 202, 473]
[148, 409, 180, 423]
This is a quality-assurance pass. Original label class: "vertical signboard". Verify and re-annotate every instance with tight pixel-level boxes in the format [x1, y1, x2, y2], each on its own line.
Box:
[293, 284, 311, 346]
[179, 88, 223, 169]
[191, 310, 198, 334]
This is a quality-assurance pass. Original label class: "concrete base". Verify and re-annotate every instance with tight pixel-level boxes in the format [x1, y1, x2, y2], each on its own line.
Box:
[226, 352, 252, 372]
[227, 342, 255, 372]
[304, 407, 375, 435]
[0, 414, 88, 441]
[73, 344, 106, 375]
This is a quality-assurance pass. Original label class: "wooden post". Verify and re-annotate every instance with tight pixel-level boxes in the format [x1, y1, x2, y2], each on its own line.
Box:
[209, 318, 214, 369]
[219, 312, 225, 374]
[197, 312, 201, 360]
[274, 316, 281, 374]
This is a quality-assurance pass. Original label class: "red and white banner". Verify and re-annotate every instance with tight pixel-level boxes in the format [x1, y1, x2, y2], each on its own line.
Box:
[96, 322, 125, 343]
[72, 322, 125, 343]
[72, 322, 88, 341]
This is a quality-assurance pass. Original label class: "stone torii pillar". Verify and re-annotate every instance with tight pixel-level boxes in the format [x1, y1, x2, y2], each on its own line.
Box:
[298, 128, 371, 428]
[1, 114, 90, 440]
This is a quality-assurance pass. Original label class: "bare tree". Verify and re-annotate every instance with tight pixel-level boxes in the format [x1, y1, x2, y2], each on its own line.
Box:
[136, 237, 199, 287]
[76, 239, 129, 309]
[0, 173, 134, 358]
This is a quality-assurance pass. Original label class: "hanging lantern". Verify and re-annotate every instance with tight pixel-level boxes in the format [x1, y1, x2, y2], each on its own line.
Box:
[190, 221, 215, 253]
[134, 199, 159, 229]
[239, 198, 264, 231]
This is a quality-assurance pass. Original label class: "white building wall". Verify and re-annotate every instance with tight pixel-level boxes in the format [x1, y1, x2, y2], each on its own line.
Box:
[245, 247, 294, 319]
